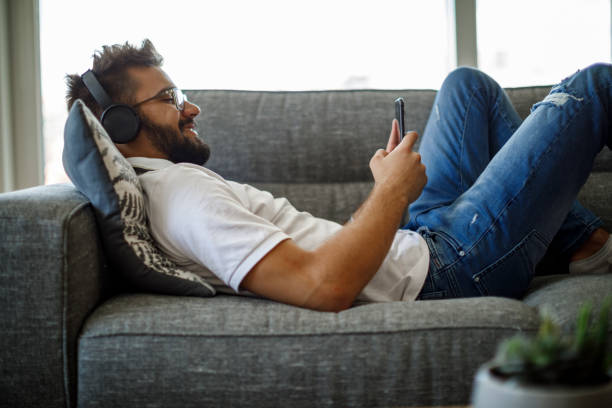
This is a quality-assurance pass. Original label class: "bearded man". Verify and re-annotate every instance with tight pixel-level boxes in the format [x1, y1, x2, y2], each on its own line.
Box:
[66, 40, 612, 311]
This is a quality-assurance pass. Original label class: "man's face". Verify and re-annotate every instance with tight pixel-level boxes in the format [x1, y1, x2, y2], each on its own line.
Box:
[127, 66, 210, 165]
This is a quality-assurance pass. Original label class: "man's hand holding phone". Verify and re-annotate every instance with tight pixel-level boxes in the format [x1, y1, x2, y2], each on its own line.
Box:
[386, 119, 403, 153]
[370, 119, 427, 205]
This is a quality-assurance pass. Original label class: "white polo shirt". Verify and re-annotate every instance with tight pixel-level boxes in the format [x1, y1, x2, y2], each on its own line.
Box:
[128, 157, 430, 303]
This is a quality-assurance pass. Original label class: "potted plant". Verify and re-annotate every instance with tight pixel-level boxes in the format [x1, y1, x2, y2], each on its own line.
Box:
[472, 298, 612, 408]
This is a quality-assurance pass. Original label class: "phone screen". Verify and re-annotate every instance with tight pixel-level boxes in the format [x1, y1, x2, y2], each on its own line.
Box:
[394, 97, 405, 141]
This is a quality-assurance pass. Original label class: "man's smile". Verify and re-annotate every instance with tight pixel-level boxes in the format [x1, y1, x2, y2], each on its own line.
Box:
[181, 120, 198, 136]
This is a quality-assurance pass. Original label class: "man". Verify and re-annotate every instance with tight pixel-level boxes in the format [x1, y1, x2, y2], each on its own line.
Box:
[66, 40, 612, 312]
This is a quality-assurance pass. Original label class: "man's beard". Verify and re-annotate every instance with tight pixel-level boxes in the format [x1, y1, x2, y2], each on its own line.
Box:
[140, 115, 211, 166]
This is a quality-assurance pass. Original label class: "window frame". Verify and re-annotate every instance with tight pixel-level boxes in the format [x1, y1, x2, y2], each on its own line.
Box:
[0, 0, 43, 192]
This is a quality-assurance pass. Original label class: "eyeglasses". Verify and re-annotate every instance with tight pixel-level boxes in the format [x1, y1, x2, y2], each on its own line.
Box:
[133, 87, 186, 111]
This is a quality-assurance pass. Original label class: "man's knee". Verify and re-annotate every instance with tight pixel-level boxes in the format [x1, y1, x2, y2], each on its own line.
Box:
[444, 66, 487, 85]
[441, 66, 499, 94]
[582, 63, 612, 85]
[561, 63, 612, 92]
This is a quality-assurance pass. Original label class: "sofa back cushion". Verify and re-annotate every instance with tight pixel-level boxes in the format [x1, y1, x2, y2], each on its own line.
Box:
[186, 87, 611, 228]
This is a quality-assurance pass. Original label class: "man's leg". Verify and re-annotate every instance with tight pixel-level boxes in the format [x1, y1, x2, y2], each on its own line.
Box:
[412, 64, 611, 298]
[408, 67, 603, 278]
[538, 201, 605, 274]
[408, 67, 523, 215]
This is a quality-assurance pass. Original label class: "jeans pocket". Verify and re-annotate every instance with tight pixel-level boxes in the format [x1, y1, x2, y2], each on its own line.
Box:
[472, 230, 548, 298]
[416, 269, 449, 300]
[418, 289, 448, 301]
[426, 229, 464, 268]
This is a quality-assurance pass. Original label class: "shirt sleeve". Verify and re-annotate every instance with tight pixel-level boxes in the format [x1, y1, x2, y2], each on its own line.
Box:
[145, 165, 291, 292]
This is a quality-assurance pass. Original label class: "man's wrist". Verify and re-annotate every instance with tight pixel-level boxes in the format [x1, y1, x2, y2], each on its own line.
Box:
[351, 182, 410, 224]
[371, 182, 411, 209]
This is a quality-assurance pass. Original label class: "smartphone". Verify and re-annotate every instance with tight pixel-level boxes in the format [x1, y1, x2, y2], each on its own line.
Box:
[394, 97, 405, 141]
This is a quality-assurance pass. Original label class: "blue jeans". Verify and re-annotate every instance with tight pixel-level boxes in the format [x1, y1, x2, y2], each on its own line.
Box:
[409, 64, 610, 300]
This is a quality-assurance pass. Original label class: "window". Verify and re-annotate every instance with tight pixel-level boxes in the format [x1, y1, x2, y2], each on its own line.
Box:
[40, 0, 453, 184]
[477, 0, 611, 87]
[40, 0, 611, 186]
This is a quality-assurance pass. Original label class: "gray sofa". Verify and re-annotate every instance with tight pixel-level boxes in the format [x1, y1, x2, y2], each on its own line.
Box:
[2, 84, 611, 408]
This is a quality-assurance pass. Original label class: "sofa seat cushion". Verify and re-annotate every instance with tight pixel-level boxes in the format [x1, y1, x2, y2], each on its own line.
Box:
[524, 273, 612, 328]
[78, 294, 539, 407]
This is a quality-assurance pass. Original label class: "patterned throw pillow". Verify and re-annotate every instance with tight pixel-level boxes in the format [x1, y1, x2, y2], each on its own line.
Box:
[62, 100, 215, 296]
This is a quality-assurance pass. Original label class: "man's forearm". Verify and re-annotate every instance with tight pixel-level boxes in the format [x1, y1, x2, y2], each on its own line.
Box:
[243, 129, 426, 312]
[301, 131, 426, 311]
[302, 183, 409, 310]
[349, 193, 368, 222]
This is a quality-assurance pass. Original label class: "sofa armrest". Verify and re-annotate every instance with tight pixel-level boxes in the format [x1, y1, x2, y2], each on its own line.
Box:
[0, 184, 109, 408]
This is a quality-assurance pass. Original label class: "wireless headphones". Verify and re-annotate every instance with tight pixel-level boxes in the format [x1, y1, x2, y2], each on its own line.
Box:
[81, 69, 141, 144]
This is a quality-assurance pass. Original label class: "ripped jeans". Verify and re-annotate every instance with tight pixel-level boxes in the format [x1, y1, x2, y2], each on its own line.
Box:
[407, 64, 611, 300]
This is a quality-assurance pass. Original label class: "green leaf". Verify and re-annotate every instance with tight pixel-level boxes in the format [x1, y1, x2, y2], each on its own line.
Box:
[574, 301, 592, 352]
[492, 299, 611, 386]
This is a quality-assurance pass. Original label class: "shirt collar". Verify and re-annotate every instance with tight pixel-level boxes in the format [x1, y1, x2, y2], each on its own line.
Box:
[127, 157, 174, 171]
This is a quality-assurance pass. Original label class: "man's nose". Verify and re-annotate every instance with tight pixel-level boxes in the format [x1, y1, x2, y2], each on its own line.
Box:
[182, 100, 201, 118]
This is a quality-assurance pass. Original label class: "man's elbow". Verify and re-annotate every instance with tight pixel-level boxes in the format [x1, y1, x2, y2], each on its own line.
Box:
[323, 286, 354, 312]
[301, 280, 355, 312]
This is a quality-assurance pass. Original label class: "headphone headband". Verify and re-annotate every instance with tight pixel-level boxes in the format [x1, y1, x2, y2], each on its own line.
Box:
[81, 70, 113, 109]
[80, 69, 141, 144]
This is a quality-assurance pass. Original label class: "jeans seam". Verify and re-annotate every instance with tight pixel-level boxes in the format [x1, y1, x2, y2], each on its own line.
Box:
[459, 82, 514, 193]
[428, 231, 464, 271]
[423, 232, 444, 270]
[464, 97, 586, 256]
[562, 216, 604, 255]
[494, 91, 521, 143]
[473, 229, 545, 296]
[563, 65, 612, 144]
[421, 231, 465, 297]
[431, 263, 461, 297]
[447, 264, 462, 297]
[459, 84, 484, 194]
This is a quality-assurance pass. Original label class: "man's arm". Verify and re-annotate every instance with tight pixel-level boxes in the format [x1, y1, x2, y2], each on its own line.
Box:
[351, 120, 406, 223]
[241, 120, 427, 312]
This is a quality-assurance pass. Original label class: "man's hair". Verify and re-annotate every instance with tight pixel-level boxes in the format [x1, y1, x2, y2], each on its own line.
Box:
[65, 39, 163, 117]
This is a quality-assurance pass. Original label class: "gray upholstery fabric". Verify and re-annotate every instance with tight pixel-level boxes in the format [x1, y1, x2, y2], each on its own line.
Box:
[78, 294, 541, 408]
[578, 172, 612, 231]
[187, 89, 436, 183]
[187, 87, 611, 229]
[2, 85, 611, 408]
[251, 181, 372, 224]
[188, 87, 553, 184]
[524, 274, 612, 328]
[76, 272, 612, 408]
[0, 184, 109, 408]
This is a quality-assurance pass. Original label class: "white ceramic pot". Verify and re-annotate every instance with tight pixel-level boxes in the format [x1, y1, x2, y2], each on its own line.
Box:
[471, 363, 612, 408]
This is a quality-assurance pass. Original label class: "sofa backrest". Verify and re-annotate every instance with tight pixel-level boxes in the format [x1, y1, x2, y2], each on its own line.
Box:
[186, 87, 612, 229]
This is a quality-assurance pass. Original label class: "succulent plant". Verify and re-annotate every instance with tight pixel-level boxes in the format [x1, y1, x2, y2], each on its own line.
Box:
[491, 297, 612, 386]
